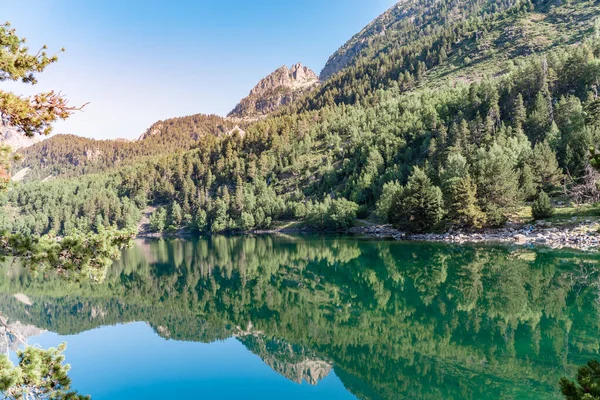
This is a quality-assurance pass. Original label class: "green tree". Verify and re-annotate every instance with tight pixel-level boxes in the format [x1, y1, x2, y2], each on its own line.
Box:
[1, 227, 133, 282]
[194, 209, 208, 232]
[0, 343, 89, 400]
[375, 181, 402, 222]
[170, 202, 183, 227]
[512, 93, 526, 130]
[474, 144, 521, 226]
[519, 164, 537, 201]
[238, 211, 255, 231]
[560, 359, 600, 400]
[389, 167, 445, 232]
[210, 199, 229, 233]
[531, 190, 554, 219]
[446, 175, 486, 228]
[305, 197, 358, 230]
[530, 141, 562, 191]
[0, 22, 83, 137]
[325, 198, 358, 229]
[149, 207, 167, 232]
[0, 22, 84, 189]
[525, 91, 552, 144]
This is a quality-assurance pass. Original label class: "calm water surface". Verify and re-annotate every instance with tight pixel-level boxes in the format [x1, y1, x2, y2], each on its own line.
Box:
[1, 235, 600, 399]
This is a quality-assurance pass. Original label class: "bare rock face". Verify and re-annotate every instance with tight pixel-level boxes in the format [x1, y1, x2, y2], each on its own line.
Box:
[0, 320, 46, 354]
[237, 332, 332, 385]
[320, 1, 410, 81]
[228, 63, 319, 120]
[138, 123, 164, 141]
[0, 125, 41, 151]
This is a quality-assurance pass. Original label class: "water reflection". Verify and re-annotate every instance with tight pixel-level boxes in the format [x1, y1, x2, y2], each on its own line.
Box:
[1, 235, 600, 399]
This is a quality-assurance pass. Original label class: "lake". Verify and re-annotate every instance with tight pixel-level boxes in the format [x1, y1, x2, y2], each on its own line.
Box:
[1, 235, 599, 399]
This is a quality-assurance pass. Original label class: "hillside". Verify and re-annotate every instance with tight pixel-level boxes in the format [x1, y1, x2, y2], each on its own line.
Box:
[302, 0, 599, 112]
[14, 63, 319, 180]
[320, 0, 520, 80]
[228, 63, 319, 120]
[14, 113, 239, 181]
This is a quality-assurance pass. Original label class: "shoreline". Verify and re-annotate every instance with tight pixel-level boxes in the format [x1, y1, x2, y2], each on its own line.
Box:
[348, 221, 600, 251]
[136, 220, 600, 252]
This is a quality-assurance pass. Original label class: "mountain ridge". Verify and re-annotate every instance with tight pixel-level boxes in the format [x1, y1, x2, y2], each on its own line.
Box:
[319, 0, 521, 80]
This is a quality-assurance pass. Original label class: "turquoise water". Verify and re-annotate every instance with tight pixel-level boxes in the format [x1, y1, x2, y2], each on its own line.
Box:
[28, 324, 352, 399]
[2, 235, 600, 399]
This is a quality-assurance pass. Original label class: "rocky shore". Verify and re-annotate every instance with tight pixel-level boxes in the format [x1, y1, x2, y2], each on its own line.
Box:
[136, 218, 600, 252]
[348, 220, 600, 251]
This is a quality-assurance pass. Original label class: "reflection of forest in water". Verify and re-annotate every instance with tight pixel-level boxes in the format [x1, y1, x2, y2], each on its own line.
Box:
[1, 235, 600, 399]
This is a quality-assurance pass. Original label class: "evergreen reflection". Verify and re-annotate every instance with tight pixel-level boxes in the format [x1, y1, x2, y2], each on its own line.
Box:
[1, 236, 599, 399]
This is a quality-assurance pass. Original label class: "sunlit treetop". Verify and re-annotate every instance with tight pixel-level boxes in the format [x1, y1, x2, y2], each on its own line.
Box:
[0, 21, 85, 137]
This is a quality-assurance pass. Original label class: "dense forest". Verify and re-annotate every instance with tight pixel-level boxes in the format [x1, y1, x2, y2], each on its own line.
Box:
[4, 0, 600, 236]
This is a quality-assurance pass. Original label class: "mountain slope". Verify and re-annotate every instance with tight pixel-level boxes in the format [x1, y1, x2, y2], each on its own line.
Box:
[14, 113, 239, 181]
[320, 0, 519, 80]
[306, 0, 598, 112]
[228, 63, 318, 120]
[15, 62, 319, 180]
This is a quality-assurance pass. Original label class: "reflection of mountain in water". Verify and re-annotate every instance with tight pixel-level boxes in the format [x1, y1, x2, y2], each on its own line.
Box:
[237, 331, 332, 385]
[0, 320, 45, 355]
[1, 236, 600, 399]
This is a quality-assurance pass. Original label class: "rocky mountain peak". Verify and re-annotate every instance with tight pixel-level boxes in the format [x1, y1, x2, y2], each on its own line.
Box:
[248, 62, 318, 97]
[0, 125, 41, 151]
[237, 333, 332, 385]
[290, 62, 319, 86]
[228, 63, 319, 120]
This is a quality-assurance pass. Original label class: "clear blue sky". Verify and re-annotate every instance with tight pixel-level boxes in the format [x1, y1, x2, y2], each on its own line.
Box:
[1, 0, 396, 140]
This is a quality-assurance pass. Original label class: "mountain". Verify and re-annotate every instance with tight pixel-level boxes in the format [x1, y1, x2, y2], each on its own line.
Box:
[303, 0, 597, 112]
[5, 0, 600, 237]
[227, 63, 319, 120]
[137, 113, 235, 141]
[0, 125, 41, 151]
[237, 334, 332, 385]
[14, 113, 239, 181]
[319, 0, 519, 81]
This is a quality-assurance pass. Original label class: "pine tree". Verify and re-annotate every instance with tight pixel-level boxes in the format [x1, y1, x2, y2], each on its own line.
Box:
[0, 343, 89, 400]
[170, 202, 183, 226]
[210, 199, 229, 233]
[525, 91, 552, 144]
[512, 93, 526, 130]
[438, 47, 448, 64]
[149, 207, 167, 232]
[0, 23, 84, 188]
[194, 209, 208, 232]
[530, 141, 562, 191]
[532, 190, 554, 219]
[0, 23, 82, 137]
[446, 175, 486, 228]
[585, 98, 600, 128]
[389, 167, 445, 232]
[519, 164, 537, 201]
[375, 180, 403, 222]
[474, 144, 521, 225]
